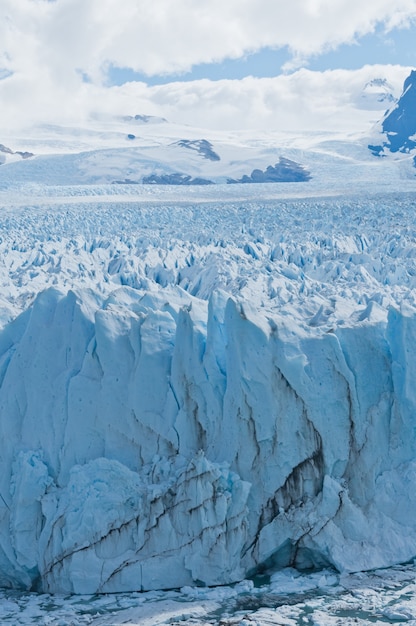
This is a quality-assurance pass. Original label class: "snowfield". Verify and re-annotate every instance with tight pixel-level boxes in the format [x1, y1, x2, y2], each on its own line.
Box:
[1, 176, 416, 594]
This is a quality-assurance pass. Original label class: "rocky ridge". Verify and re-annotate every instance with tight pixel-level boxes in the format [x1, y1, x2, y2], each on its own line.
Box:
[369, 69, 416, 159]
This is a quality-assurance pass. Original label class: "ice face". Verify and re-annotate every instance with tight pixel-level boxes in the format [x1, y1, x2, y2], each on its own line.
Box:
[1, 191, 416, 593]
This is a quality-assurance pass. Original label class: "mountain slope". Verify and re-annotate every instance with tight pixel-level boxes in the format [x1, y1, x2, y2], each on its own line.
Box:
[369, 69, 416, 158]
[382, 69, 416, 152]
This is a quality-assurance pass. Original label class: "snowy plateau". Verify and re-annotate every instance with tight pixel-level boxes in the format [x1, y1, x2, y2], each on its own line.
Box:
[1, 72, 416, 621]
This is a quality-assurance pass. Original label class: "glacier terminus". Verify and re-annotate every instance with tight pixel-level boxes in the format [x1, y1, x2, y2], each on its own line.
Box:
[0, 187, 416, 594]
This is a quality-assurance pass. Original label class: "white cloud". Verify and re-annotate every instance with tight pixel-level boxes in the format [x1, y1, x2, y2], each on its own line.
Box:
[17, 64, 410, 132]
[0, 0, 415, 130]
[0, 60, 412, 133]
[111, 65, 410, 132]
[2, 0, 416, 78]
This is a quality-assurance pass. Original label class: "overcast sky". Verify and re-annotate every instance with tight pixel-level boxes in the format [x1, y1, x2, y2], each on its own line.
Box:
[1, 0, 416, 131]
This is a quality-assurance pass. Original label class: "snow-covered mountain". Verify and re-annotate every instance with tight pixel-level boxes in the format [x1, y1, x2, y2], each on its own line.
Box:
[0, 122, 414, 190]
[0, 127, 305, 186]
[369, 69, 416, 158]
[0, 69, 414, 190]
[359, 77, 396, 110]
[382, 69, 416, 152]
[1, 121, 316, 186]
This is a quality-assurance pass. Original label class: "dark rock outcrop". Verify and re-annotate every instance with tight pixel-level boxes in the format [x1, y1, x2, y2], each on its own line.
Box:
[174, 139, 221, 162]
[227, 157, 311, 184]
[0, 143, 33, 161]
[112, 178, 140, 185]
[360, 78, 396, 109]
[142, 172, 214, 185]
[0, 144, 13, 155]
[122, 114, 168, 124]
[113, 173, 214, 185]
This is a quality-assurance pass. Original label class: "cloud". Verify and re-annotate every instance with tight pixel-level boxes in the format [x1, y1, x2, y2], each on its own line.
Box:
[109, 65, 410, 132]
[2, 0, 416, 79]
[3, 64, 406, 133]
[0, 0, 415, 130]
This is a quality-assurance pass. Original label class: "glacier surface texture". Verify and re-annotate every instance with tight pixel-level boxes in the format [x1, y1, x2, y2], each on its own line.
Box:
[1, 191, 416, 593]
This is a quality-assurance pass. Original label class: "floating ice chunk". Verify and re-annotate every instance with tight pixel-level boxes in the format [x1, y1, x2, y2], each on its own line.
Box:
[383, 605, 415, 620]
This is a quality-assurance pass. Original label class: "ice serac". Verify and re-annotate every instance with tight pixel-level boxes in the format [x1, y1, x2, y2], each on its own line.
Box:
[1, 284, 416, 592]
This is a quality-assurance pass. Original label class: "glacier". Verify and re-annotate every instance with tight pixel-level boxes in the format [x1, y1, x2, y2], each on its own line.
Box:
[1, 188, 416, 594]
